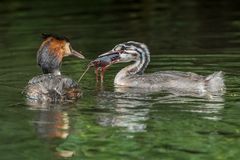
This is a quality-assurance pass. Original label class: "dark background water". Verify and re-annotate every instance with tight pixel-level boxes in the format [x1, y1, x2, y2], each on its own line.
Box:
[1, 0, 240, 159]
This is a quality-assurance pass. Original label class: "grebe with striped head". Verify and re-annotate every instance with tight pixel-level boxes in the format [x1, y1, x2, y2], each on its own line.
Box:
[23, 34, 85, 103]
[91, 41, 225, 96]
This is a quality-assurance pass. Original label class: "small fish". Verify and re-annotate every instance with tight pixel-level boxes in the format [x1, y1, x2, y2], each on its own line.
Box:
[89, 51, 121, 82]
[78, 51, 121, 83]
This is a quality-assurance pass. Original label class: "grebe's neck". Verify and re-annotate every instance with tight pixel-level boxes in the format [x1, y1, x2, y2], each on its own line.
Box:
[114, 50, 150, 84]
[37, 40, 63, 76]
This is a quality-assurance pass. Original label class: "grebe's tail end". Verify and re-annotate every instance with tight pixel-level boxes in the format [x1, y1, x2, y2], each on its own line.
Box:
[205, 71, 225, 94]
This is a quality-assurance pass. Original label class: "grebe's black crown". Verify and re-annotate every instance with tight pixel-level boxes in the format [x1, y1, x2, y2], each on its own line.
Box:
[41, 33, 70, 42]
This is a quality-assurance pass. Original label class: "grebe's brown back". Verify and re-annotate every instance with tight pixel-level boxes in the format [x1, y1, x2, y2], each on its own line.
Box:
[23, 33, 85, 103]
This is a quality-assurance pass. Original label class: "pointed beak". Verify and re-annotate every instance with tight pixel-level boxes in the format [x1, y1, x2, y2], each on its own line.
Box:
[98, 50, 121, 63]
[99, 50, 120, 57]
[71, 49, 85, 59]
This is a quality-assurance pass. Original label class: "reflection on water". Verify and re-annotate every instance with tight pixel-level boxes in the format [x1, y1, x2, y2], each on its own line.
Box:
[32, 108, 70, 139]
[95, 89, 225, 133]
[27, 103, 74, 158]
[1, 0, 240, 159]
[96, 91, 150, 132]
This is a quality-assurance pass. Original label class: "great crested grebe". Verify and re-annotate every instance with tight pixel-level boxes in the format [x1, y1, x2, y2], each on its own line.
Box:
[23, 33, 85, 103]
[91, 41, 225, 96]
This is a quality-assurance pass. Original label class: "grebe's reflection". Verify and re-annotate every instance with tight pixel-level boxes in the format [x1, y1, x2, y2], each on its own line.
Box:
[32, 108, 70, 139]
[95, 87, 225, 132]
[27, 102, 74, 157]
[97, 95, 150, 132]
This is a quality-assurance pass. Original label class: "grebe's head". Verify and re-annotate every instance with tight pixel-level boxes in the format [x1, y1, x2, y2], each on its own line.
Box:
[37, 33, 85, 75]
[99, 41, 150, 64]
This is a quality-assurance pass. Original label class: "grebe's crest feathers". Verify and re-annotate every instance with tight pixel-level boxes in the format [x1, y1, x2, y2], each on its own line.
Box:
[41, 33, 70, 42]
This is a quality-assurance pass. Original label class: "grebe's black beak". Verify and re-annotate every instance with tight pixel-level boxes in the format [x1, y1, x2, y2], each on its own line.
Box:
[71, 49, 85, 59]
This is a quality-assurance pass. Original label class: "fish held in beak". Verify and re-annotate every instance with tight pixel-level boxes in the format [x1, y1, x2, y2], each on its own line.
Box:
[89, 51, 121, 83]
[90, 51, 121, 68]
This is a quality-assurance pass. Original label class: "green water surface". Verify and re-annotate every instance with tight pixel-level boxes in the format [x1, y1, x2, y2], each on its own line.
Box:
[0, 0, 240, 160]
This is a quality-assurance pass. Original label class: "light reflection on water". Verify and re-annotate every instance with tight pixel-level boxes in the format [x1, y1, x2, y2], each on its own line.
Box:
[95, 90, 225, 133]
[1, 0, 240, 159]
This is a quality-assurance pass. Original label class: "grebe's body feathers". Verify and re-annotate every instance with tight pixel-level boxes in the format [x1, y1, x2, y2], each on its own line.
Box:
[24, 34, 84, 103]
[96, 41, 225, 97]
[115, 70, 224, 96]
[24, 74, 81, 102]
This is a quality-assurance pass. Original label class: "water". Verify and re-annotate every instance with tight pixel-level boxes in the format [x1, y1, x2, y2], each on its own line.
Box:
[1, 0, 240, 159]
